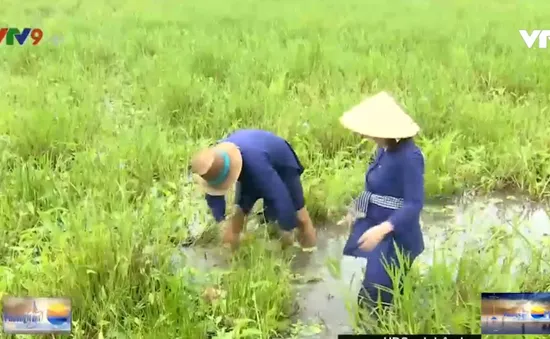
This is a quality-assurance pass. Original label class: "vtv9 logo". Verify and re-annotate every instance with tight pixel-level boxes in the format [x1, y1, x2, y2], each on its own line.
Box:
[0, 28, 44, 46]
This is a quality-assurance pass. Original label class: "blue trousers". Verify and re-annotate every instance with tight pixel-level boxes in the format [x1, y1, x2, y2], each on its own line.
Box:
[343, 218, 414, 308]
[235, 169, 305, 232]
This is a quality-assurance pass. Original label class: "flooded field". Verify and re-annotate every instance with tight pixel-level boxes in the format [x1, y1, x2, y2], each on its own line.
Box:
[177, 194, 550, 338]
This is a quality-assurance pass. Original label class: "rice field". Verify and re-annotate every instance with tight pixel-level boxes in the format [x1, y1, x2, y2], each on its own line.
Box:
[1, 0, 550, 337]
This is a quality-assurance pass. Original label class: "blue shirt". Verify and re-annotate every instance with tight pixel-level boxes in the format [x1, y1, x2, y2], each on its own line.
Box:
[362, 139, 425, 257]
[205, 129, 304, 229]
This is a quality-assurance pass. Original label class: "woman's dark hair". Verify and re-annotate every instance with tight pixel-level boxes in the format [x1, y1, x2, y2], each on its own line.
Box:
[384, 137, 412, 152]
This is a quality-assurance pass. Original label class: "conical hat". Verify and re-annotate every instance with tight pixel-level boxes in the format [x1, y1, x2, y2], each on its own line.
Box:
[339, 91, 420, 138]
[190, 142, 243, 196]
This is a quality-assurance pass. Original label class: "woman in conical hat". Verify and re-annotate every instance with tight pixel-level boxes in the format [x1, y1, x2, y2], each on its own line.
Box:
[190, 129, 317, 251]
[338, 91, 425, 311]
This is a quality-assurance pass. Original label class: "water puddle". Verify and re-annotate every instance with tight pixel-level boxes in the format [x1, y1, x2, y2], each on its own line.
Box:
[176, 194, 550, 338]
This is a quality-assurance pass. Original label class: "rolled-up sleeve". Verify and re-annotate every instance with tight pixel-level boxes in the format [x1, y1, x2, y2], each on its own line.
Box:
[249, 154, 298, 230]
[388, 149, 424, 232]
[205, 194, 226, 222]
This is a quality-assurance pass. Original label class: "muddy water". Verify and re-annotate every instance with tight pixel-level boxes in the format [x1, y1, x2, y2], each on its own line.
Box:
[178, 194, 550, 338]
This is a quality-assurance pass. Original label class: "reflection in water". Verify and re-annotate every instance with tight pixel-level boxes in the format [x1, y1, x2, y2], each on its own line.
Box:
[176, 194, 550, 338]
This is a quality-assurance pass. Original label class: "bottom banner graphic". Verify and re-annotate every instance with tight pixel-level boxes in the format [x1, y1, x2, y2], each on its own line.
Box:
[337, 335, 481, 339]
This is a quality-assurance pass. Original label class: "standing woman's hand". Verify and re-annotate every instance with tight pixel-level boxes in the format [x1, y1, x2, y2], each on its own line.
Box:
[357, 221, 394, 251]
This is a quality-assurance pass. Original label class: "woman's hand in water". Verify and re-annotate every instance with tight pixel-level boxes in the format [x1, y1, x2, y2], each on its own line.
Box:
[357, 221, 394, 251]
[221, 222, 240, 250]
[221, 210, 245, 251]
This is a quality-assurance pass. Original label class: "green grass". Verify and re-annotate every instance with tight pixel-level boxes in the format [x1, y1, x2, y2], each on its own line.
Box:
[352, 223, 550, 338]
[1, 0, 550, 337]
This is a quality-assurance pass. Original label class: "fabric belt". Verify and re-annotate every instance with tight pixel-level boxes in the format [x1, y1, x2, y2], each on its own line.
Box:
[350, 190, 404, 219]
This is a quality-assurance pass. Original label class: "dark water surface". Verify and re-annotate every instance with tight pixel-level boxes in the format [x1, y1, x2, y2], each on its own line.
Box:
[177, 194, 550, 338]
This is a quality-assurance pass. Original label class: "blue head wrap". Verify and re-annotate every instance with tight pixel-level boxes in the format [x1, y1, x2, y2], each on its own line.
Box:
[207, 151, 231, 187]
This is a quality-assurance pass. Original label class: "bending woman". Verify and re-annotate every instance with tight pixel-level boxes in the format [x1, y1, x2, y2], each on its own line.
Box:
[338, 91, 425, 309]
[190, 129, 317, 251]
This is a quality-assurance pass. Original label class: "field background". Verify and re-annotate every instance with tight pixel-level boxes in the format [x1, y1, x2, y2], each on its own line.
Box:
[1, 0, 550, 338]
